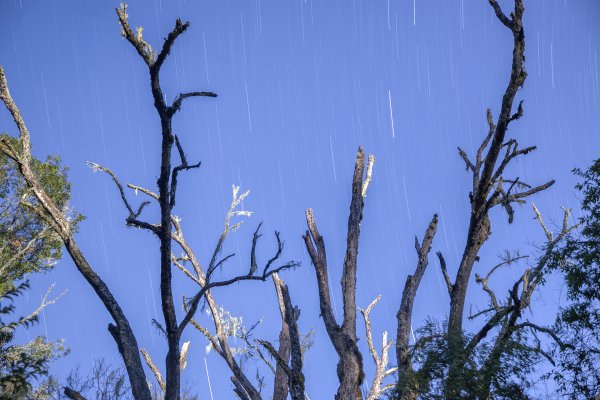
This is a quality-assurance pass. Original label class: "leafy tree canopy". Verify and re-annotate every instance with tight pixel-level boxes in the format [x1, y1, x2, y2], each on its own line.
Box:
[0, 134, 81, 294]
[548, 159, 600, 398]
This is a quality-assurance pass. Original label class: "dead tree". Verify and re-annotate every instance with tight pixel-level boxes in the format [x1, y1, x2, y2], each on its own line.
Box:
[303, 147, 375, 400]
[259, 274, 306, 400]
[105, 6, 297, 399]
[395, 215, 439, 399]
[391, 0, 560, 398]
[0, 66, 152, 400]
[168, 187, 301, 400]
[444, 0, 555, 395]
[1, 5, 296, 400]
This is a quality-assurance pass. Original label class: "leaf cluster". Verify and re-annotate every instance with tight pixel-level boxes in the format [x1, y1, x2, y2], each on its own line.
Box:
[0, 134, 82, 295]
[547, 159, 600, 399]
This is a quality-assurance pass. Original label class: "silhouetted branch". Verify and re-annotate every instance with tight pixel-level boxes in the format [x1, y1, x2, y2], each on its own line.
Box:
[396, 215, 438, 394]
[0, 65, 152, 400]
[169, 91, 218, 116]
[303, 147, 374, 399]
[436, 251, 453, 296]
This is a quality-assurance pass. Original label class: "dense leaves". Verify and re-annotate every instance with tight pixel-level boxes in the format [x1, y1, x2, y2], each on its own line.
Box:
[0, 134, 80, 295]
[392, 319, 544, 400]
[0, 135, 76, 398]
[0, 281, 67, 399]
[548, 159, 600, 399]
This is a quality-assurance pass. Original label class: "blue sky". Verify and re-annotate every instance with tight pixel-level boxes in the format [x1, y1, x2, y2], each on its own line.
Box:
[2, 0, 600, 397]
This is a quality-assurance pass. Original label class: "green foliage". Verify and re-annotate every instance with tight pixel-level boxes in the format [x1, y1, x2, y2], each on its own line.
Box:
[548, 159, 600, 398]
[391, 319, 545, 399]
[0, 281, 67, 399]
[0, 134, 82, 295]
[0, 135, 76, 398]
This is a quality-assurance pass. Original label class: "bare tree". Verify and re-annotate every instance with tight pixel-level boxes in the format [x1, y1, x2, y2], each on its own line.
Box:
[302, 147, 375, 399]
[395, 215, 438, 399]
[1, 4, 296, 399]
[391, 0, 571, 398]
[168, 187, 302, 400]
[1, 0, 584, 398]
[0, 64, 152, 400]
[294, 1, 570, 399]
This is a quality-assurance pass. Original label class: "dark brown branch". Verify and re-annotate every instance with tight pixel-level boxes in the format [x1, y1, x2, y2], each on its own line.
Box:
[127, 218, 160, 234]
[272, 273, 305, 400]
[303, 209, 339, 339]
[508, 99, 524, 122]
[116, 8, 202, 398]
[173, 211, 262, 400]
[488, 0, 514, 29]
[0, 66, 152, 400]
[259, 332, 305, 400]
[396, 215, 438, 395]
[475, 254, 528, 311]
[169, 91, 218, 117]
[179, 263, 298, 336]
[458, 147, 475, 173]
[465, 306, 514, 356]
[468, 306, 497, 321]
[302, 147, 373, 399]
[516, 321, 568, 350]
[272, 274, 291, 400]
[169, 135, 201, 209]
[436, 251, 453, 296]
[64, 387, 87, 400]
[153, 19, 189, 73]
[232, 377, 252, 400]
[86, 162, 135, 216]
[498, 179, 555, 204]
[491, 140, 536, 185]
[447, 0, 527, 376]
[177, 224, 298, 337]
[341, 147, 366, 339]
[259, 340, 294, 381]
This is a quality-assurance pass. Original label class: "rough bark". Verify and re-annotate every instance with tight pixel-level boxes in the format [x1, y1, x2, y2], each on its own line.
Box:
[444, 0, 557, 396]
[272, 274, 291, 400]
[395, 215, 438, 399]
[272, 273, 305, 400]
[303, 147, 375, 400]
[64, 387, 87, 400]
[115, 8, 218, 399]
[0, 66, 152, 400]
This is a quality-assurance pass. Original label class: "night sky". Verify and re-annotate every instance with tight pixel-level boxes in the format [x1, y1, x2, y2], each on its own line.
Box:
[2, 0, 600, 397]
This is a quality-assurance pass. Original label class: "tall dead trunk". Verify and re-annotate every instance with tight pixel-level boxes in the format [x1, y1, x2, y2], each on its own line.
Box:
[395, 215, 438, 399]
[272, 274, 292, 400]
[444, 1, 555, 396]
[303, 147, 375, 399]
